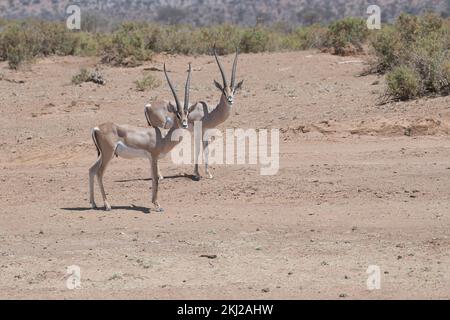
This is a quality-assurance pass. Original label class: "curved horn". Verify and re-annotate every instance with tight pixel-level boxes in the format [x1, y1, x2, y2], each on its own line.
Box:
[231, 47, 239, 88]
[163, 63, 181, 111]
[213, 44, 227, 87]
[184, 63, 192, 111]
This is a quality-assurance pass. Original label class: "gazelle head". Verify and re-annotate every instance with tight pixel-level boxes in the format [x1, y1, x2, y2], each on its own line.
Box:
[164, 63, 192, 129]
[213, 45, 244, 106]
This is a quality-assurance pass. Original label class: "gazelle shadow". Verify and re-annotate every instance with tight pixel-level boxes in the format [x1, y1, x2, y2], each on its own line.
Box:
[114, 174, 198, 183]
[61, 205, 150, 214]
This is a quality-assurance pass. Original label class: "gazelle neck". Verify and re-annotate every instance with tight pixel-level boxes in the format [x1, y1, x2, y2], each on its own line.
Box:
[205, 93, 232, 129]
[159, 118, 183, 151]
[219, 93, 232, 111]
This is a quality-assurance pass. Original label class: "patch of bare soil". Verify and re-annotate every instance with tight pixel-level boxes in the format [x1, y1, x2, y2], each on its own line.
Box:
[0, 51, 449, 299]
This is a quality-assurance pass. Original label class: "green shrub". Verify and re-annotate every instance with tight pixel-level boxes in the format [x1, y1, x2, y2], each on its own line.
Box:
[100, 23, 152, 67]
[6, 44, 27, 69]
[282, 24, 328, 50]
[135, 73, 161, 91]
[326, 17, 368, 55]
[371, 13, 449, 72]
[0, 17, 372, 68]
[0, 20, 99, 69]
[149, 25, 202, 55]
[240, 27, 273, 53]
[37, 21, 78, 56]
[386, 65, 421, 100]
[442, 61, 450, 94]
[73, 32, 99, 56]
[0, 17, 372, 69]
[196, 24, 242, 54]
[371, 12, 450, 99]
[369, 25, 400, 72]
[411, 33, 449, 94]
[0, 23, 37, 69]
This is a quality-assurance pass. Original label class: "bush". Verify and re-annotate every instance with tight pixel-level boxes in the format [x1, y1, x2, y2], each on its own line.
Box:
[411, 33, 449, 94]
[196, 24, 243, 54]
[240, 27, 273, 53]
[135, 73, 161, 91]
[442, 61, 450, 94]
[36, 21, 79, 56]
[386, 65, 421, 100]
[369, 25, 400, 72]
[371, 12, 450, 100]
[0, 20, 98, 69]
[73, 32, 100, 56]
[326, 17, 368, 55]
[0, 17, 369, 69]
[100, 23, 152, 67]
[0, 17, 367, 69]
[282, 24, 328, 50]
[0, 23, 37, 69]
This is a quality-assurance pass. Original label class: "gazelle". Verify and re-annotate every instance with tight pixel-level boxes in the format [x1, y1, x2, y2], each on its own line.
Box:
[145, 46, 243, 180]
[89, 63, 192, 212]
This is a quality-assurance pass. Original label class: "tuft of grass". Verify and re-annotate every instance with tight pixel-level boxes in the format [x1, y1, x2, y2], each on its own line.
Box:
[71, 68, 92, 85]
[135, 73, 161, 91]
[108, 274, 123, 281]
[71, 68, 106, 85]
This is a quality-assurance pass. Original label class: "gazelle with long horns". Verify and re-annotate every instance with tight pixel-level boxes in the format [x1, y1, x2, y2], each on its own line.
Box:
[89, 64, 192, 212]
[145, 46, 244, 180]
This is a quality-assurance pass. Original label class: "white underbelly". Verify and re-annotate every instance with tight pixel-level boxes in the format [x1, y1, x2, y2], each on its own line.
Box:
[115, 141, 149, 159]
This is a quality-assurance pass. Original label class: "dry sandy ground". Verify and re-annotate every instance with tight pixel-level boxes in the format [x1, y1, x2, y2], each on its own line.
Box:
[0, 51, 449, 299]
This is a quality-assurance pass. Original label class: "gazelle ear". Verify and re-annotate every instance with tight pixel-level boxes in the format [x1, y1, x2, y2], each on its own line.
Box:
[188, 102, 198, 113]
[168, 102, 176, 113]
[234, 80, 244, 93]
[214, 80, 223, 91]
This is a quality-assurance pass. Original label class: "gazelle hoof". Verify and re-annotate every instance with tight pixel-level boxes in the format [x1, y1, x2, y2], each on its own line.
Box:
[154, 206, 164, 213]
[105, 202, 112, 211]
[206, 173, 214, 179]
[193, 175, 201, 182]
[90, 202, 97, 209]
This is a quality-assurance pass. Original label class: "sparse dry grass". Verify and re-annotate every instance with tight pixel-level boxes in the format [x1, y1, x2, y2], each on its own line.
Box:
[135, 73, 161, 91]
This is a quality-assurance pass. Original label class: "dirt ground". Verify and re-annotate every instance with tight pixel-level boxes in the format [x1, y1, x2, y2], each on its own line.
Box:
[0, 51, 449, 299]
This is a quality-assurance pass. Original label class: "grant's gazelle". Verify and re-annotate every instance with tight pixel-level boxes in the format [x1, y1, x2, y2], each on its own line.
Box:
[145, 46, 244, 180]
[89, 64, 192, 212]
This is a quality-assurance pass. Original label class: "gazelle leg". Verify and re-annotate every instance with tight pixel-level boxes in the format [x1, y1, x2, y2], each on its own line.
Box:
[193, 131, 201, 181]
[150, 157, 163, 212]
[96, 148, 114, 211]
[89, 157, 102, 208]
[203, 140, 213, 179]
[157, 167, 164, 181]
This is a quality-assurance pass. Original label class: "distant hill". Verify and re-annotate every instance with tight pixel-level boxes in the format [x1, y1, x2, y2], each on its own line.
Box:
[1, 0, 449, 26]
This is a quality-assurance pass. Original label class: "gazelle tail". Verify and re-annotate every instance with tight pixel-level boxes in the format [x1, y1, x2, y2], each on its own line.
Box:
[91, 127, 101, 157]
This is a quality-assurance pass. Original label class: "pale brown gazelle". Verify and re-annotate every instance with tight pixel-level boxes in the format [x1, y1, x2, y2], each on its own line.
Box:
[145, 45, 244, 181]
[89, 63, 192, 212]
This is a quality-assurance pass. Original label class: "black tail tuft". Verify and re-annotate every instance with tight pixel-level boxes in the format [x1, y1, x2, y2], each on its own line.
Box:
[91, 128, 101, 157]
[144, 104, 153, 127]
